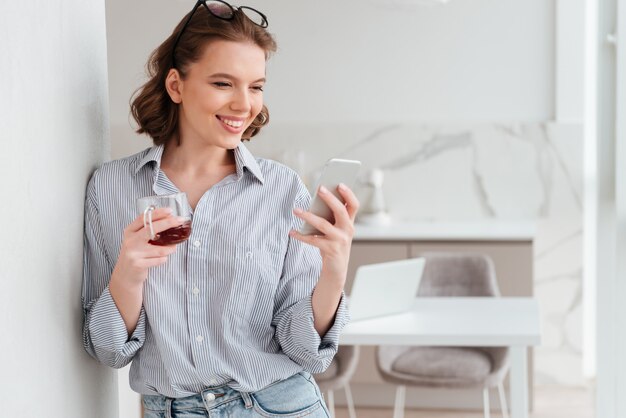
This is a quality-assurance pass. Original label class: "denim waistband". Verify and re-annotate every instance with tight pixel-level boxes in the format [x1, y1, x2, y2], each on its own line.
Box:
[142, 382, 253, 413]
[142, 372, 314, 413]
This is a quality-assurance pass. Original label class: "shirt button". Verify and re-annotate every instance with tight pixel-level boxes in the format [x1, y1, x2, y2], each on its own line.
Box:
[192, 287, 200, 295]
[205, 393, 215, 402]
[196, 335, 204, 343]
[246, 251, 253, 259]
[193, 240, 202, 248]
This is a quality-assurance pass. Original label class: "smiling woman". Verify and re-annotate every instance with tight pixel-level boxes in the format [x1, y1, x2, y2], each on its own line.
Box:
[164, 40, 267, 151]
[130, 2, 275, 146]
[81, 1, 360, 417]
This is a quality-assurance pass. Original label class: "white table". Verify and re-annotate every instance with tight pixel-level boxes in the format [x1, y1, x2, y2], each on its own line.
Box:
[339, 297, 541, 418]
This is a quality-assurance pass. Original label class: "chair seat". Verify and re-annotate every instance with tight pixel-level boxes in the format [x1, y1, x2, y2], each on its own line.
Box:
[388, 347, 493, 386]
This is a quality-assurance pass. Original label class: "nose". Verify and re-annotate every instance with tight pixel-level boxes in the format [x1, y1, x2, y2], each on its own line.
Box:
[229, 87, 251, 113]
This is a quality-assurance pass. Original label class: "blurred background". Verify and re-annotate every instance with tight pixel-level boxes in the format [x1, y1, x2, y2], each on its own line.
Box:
[106, 0, 587, 417]
[4, 0, 626, 417]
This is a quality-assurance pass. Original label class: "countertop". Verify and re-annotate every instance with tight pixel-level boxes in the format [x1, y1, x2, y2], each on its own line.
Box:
[353, 220, 536, 242]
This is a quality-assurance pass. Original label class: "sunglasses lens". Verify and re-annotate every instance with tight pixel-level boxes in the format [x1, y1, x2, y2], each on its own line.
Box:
[240, 7, 268, 27]
[206, 1, 234, 19]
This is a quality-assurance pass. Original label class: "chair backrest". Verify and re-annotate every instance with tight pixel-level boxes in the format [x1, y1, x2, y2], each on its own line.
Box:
[416, 252, 500, 297]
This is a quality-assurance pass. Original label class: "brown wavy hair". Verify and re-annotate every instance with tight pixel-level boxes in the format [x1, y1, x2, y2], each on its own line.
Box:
[130, 7, 277, 145]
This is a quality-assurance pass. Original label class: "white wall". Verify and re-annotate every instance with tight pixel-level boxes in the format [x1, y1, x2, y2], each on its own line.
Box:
[587, 0, 625, 416]
[107, 0, 555, 159]
[0, 2, 117, 417]
[263, 0, 554, 124]
[556, 0, 585, 123]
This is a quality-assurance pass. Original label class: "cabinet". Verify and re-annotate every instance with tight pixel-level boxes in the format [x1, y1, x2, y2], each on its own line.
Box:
[341, 222, 535, 410]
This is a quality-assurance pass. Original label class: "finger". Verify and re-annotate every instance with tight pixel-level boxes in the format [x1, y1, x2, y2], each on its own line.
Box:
[124, 243, 176, 261]
[337, 183, 360, 221]
[140, 244, 178, 259]
[135, 256, 170, 269]
[294, 207, 336, 237]
[127, 207, 174, 233]
[315, 185, 351, 227]
[149, 215, 189, 236]
[289, 229, 325, 247]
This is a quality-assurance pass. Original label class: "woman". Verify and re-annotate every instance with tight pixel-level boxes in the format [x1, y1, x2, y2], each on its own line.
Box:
[81, 1, 359, 417]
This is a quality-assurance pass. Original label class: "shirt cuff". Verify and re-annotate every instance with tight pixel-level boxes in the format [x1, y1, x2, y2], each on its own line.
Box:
[284, 292, 350, 361]
[88, 286, 146, 367]
[319, 292, 351, 348]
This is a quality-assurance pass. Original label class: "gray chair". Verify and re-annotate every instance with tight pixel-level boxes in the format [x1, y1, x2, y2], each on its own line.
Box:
[314, 345, 360, 418]
[376, 253, 510, 418]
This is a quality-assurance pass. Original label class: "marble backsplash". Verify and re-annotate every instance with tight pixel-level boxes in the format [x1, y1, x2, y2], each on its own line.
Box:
[246, 122, 584, 386]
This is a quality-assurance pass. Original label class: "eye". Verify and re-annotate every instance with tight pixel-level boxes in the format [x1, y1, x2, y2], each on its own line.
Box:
[251, 85, 264, 92]
[212, 81, 231, 88]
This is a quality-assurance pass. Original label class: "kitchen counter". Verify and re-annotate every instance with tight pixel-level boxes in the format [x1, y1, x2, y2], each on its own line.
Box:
[354, 220, 536, 241]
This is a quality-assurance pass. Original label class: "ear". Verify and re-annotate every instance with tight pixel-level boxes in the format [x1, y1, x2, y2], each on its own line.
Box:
[165, 69, 183, 104]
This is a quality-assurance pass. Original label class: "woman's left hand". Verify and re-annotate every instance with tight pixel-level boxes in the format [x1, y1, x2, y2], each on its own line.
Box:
[289, 183, 360, 285]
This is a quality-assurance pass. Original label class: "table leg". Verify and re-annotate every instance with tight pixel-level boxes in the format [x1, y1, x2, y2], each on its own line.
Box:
[509, 346, 529, 418]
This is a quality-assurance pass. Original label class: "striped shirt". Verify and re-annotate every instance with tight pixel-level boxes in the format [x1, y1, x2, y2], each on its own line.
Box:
[81, 142, 349, 397]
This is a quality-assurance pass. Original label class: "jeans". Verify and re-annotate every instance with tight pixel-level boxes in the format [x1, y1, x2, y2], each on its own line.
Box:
[142, 371, 331, 418]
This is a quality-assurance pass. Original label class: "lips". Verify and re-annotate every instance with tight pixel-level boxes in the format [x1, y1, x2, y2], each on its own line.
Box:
[216, 115, 245, 128]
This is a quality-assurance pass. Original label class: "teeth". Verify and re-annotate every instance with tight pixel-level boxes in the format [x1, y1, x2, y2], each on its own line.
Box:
[220, 117, 244, 128]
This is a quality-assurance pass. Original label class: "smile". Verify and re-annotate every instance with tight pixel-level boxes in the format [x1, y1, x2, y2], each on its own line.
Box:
[216, 115, 245, 128]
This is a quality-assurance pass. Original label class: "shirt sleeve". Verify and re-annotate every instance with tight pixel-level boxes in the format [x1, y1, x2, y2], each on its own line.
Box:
[81, 172, 146, 369]
[271, 181, 351, 374]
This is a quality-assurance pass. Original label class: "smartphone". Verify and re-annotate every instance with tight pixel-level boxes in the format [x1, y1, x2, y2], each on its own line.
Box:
[299, 158, 362, 235]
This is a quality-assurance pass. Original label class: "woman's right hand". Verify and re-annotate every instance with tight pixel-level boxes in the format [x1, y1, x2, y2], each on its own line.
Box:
[113, 208, 188, 286]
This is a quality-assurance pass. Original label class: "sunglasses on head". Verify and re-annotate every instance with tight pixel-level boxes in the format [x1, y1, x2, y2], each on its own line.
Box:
[171, 0, 268, 69]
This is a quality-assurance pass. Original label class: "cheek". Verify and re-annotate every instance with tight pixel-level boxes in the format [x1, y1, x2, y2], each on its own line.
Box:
[191, 88, 223, 111]
[203, 95, 224, 112]
[251, 95, 264, 116]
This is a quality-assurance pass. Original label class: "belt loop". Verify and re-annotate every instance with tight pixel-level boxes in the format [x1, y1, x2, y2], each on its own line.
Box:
[240, 392, 253, 409]
[165, 398, 174, 418]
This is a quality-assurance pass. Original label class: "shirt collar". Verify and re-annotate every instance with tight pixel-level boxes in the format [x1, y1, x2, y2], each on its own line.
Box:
[234, 142, 265, 184]
[133, 142, 265, 184]
[134, 144, 165, 174]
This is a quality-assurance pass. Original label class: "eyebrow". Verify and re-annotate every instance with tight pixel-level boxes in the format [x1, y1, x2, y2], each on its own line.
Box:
[207, 73, 266, 83]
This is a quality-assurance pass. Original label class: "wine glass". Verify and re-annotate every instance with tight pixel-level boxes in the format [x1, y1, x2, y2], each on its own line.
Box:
[137, 193, 192, 246]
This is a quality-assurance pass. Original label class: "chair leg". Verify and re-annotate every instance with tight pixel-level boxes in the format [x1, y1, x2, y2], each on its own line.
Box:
[482, 387, 490, 418]
[497, 383, 509, 418]
[393, 385, 406, 418]
[344, 384, 357, 418]
[327, 390, 335, 418]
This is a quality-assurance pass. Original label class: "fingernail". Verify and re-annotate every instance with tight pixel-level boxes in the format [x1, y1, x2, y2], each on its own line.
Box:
[289, 230, 296, 237]
[293, 208, 303, 215]
[164, 208, 173, 214]
[319, 185, 328, 194]
[176, 216, 187, 222]
[338, 183, 347, 191]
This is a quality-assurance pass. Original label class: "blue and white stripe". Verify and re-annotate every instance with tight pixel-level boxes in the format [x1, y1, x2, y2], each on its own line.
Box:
[82, 142, 349, 397]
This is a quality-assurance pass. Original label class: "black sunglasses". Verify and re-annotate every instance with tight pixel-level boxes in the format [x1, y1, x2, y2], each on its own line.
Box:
[172, 0, 268, 69]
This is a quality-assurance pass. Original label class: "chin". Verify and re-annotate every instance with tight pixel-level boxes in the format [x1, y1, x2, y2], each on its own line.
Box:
[221, 134, 244, 149]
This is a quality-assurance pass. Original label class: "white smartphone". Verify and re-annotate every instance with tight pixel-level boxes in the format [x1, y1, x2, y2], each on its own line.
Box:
[299, 158, 362, 235]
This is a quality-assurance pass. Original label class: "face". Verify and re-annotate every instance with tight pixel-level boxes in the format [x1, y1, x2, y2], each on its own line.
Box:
[167, 40, 266, 149]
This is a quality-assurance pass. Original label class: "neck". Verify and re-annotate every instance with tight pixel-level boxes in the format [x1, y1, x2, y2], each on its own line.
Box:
[161, 138, 236, 176]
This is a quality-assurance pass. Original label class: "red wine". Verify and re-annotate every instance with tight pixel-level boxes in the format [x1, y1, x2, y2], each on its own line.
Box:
[149, 221, 192, 246]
